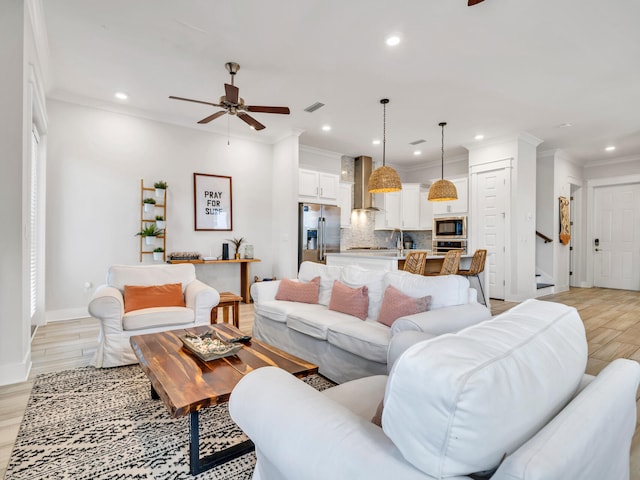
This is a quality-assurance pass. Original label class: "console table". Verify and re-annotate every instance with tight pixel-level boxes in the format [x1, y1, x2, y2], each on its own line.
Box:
[167, 258, 260, 303]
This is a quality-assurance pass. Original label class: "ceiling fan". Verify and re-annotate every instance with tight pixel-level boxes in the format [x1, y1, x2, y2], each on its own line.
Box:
[468, 0, 485, 5]
[169, 62, 290, 131]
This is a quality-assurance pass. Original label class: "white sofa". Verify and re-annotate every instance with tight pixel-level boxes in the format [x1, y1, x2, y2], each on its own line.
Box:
[230, 299, 640, 480]
[88, 263, 219, 367]
[250, 261, 491, 383]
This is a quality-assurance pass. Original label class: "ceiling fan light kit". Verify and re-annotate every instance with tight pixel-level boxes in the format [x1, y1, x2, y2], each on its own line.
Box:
[368, 99, 402, 194]
[428, 122, 458, 202]
[169, 62, 290, 131]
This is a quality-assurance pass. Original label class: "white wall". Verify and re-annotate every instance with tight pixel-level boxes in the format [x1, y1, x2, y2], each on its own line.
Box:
[536, 154, 554, 280]
[0, 0, 30, 386]
[45, 100, 280, 319]
[397, 156, 469, 185]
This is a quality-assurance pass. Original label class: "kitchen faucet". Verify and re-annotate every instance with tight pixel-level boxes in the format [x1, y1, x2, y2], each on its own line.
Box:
[389, 228, 404, 255]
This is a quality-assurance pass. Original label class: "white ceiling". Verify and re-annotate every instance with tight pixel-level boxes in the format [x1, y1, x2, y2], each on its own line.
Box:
[41, 0, 640, 168]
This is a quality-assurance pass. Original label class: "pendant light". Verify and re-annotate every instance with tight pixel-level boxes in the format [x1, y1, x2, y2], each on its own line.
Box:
[428, 122, 458, 202]
[368, 98, 402, 193]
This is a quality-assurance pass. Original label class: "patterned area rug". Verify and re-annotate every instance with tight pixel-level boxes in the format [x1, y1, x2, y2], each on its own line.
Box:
[5, 366, 334, 479]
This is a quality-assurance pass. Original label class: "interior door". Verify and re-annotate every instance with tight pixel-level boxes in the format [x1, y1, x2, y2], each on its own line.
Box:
[476, 168, 507, 299]
[593, 183, 640, 290]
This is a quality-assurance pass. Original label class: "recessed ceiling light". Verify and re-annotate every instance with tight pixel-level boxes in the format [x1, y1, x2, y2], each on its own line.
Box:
[322, 125, 331, 132]
[556, 123, 573, 128]
[372, 139, 381, 145]
[385, 35, 401, 46]
[413, 150, 421, 156]
[474, 134, 484, 141]
[114, 92, 128, 100]
[605, 146, 616, 152]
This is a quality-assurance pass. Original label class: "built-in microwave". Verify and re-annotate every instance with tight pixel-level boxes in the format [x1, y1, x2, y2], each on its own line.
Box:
[433, 216, 467, 239]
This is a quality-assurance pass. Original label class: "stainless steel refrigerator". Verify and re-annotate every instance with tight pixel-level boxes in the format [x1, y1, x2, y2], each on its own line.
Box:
[298, 203, 341, 265]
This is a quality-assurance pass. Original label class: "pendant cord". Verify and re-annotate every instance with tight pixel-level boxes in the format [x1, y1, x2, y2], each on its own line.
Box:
[440, 122, 446, 180]
[382, 102, 387, 167]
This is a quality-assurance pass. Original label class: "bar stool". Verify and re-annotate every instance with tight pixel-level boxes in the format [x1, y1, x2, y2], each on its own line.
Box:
[425, 250, 462, 276]
[403, 250, 428, 275]
[211, 291, 243, 328]
[457, 249, 487, 305]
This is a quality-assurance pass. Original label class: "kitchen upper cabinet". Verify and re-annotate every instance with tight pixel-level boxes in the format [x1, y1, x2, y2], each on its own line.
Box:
[338, 182, 353, 227]
[374, 191, 401, 230]
[375, 184, 432, 230]
[299, 169, 339, 205]
[431, 177, 468, 215]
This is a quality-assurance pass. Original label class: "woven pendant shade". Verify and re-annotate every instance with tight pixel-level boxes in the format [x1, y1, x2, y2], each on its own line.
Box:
[428, 121, 458, 202]
[368, 165, 402, 193]
[368, 98, 402, 194]
[428, 178, 458, 201]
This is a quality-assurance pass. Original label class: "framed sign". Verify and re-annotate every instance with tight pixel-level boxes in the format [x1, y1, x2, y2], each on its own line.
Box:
[193, 173, 232, 231]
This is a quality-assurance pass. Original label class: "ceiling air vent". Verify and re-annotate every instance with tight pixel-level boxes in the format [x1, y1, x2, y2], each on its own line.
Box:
[409, 139, 427, 145]
[304, 102, 325, 113]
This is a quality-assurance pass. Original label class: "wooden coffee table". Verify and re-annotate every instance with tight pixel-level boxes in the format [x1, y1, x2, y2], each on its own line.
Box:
[130, 323, 318, 475]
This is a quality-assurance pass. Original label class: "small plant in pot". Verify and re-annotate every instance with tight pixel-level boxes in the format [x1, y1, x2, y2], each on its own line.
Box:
[154, 180, 168, 197]
[136, 223, 163, 246]
[143, 197, 156, 213]
[155, 215, 166, 229]
[152, 247, 165, 261]
[227, 237, 245, 259]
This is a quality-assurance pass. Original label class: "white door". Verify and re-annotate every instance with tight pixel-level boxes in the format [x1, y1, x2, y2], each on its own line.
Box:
[476, 169, 508, 299]
[593, 183, 640, 290]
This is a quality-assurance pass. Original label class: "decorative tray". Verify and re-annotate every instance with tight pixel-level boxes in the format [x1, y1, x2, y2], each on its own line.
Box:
[179, 332, 243, 361]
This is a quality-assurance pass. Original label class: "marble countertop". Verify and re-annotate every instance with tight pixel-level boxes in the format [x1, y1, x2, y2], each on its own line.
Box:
[328, 251, 473, 261]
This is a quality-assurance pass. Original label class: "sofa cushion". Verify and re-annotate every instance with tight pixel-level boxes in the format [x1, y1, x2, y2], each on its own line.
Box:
[327, 320, 390, 363]
[377, 285, 431, 327]
[339, 266, 386, 320]
[298, 262, 342, 306]
[254, 301, 326, 324]
[328, 281, 369, 321]
[384, 271, 470, 310]
[108, 264, 196, 293]
[275, 276, 320, 304]
[287, 308, 361, 340]
[122, 306, 194, 330]
[382, 299, 588, 478]
[123, 283, 185, 313]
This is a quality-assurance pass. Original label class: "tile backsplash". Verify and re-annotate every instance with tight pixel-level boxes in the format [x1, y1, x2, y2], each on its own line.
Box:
[340, 209, 432, 250]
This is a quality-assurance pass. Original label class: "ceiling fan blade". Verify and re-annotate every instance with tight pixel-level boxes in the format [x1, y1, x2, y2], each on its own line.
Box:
[246, 106, 291, 115]
[225, 83, 239, 104]
[169, 95, 221, 107]
[237, 112, 266, 131]
[468, 0, 484, 5]
[197, 110, 227, 124]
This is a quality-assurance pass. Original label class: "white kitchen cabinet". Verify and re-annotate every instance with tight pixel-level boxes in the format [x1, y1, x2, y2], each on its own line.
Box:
[431, 177, 468, 215]
[298, 169, 339, 205]
[374, 191, 401, 230]
[338, 182, 353, 227]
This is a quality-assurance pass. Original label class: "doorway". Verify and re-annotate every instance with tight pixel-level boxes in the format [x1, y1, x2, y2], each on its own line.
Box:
[592, 183, 640, 290]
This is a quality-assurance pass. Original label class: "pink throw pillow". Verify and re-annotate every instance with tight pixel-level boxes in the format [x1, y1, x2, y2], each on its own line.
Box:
[328, 280, 369, 321]
[275, 277, 320, 304]
[377, 285, 431, 327]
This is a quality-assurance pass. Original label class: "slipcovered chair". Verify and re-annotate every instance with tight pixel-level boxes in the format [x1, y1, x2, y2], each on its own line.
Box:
[230, 299, 640, 480]
[88, 263, 219, 367]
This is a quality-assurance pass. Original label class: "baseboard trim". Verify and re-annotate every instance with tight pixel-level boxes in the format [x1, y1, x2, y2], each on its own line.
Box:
[0, 352, 31, 386]
[46, 307, 90, 323]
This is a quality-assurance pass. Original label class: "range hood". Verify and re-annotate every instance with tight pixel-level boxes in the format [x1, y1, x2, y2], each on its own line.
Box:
[353, 156, 379, 210]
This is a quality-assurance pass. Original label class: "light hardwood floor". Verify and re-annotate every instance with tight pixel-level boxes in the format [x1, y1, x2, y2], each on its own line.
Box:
[1, 288, 639, 478]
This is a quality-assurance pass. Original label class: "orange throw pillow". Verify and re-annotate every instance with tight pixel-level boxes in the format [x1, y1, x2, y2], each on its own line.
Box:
[123, 283, 185, 313]
[275, 277, 320, 304]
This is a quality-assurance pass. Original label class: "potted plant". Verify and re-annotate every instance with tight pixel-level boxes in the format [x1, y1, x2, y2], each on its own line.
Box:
[155, 215, 166, 229]
[227, 237, 245, 259]
[152, 247, 165, 261]
[136, 223, 163, 246]
[154, 180, 168, 198]
[143, 197, 156, 213]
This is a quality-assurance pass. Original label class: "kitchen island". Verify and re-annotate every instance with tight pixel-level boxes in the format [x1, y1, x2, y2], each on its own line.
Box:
[325, 251, 488, 305]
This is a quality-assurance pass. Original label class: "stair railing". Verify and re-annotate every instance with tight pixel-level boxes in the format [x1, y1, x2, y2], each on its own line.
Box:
[536, 231, 553, 244]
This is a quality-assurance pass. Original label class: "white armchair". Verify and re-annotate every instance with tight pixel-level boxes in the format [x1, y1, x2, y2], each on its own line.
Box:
[88, 263, 219, 367]
[230, 300, 640, 480]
